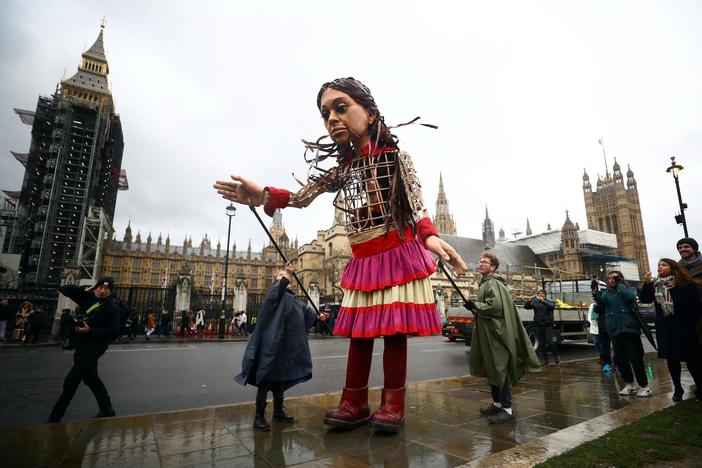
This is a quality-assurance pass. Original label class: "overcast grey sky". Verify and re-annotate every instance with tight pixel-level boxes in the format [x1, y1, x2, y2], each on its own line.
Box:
[1, 0, 700, 271]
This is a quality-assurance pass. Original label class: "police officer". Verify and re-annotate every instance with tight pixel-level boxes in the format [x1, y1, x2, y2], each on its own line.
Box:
[48, 277, 121, 422]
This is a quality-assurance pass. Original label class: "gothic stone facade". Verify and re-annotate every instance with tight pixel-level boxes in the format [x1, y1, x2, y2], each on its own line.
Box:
[583, 161, 650, 277]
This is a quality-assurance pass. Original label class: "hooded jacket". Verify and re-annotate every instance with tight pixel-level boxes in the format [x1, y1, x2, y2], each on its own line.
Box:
[469, 275, 541, 388]
[593, 283, 639, 337]
[235, 277, 318, 391]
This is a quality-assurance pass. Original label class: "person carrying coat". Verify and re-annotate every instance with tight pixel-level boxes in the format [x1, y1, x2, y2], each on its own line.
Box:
[594, 271, 651, 397]
[524, 290, 560, 365]
[234, 263, 326, 431]
[466, 252, 541, 424]
[641, 259, 702, 401]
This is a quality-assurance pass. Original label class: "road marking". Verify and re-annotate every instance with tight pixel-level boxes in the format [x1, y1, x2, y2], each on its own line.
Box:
[313, 353, 381, 360]
[108, 345, 196, 352]
[420, 348, 448, 352]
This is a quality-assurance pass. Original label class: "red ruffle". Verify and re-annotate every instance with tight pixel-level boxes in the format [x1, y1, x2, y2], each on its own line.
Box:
[341, 238, 436, 292]
[333, 301, 441, 338]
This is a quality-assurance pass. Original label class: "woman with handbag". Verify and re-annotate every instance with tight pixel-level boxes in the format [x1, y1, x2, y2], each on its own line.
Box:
[640, 259, 702, 401]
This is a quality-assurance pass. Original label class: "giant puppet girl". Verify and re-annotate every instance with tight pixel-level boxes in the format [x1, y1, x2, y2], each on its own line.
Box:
[214, 78, 467, 432]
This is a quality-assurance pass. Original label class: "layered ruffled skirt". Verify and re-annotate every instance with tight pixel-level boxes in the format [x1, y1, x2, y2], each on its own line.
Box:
[333, 229, 441, 338]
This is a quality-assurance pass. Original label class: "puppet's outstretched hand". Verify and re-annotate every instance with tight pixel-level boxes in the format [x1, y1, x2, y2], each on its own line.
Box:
[213, 176, 264, 206]
[425, 236, 468, 276]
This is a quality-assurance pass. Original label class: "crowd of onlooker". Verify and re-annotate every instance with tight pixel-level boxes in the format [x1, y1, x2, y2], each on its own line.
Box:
[0, 298, 49, 344]
[585, 236, 702, 401]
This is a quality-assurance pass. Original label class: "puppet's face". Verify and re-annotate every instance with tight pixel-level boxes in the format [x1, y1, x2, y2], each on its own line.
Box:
[319, 88, 373, 147]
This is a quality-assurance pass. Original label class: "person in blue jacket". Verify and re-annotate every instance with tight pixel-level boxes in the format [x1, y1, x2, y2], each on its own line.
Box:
[594, 271, 651, 397]
[235, 263, 326, 431]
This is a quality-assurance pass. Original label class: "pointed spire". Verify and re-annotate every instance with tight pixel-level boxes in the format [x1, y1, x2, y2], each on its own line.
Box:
[482, 205, 495, 247]
[547, 222, 552, 231]
[612, 157, 621, 172]
[433, 172, 456, 235]
[124, 221, 132, 243]
[526, 218, 532, 236]
[83, 27, 107, 63]
[272, 208, 283, 229]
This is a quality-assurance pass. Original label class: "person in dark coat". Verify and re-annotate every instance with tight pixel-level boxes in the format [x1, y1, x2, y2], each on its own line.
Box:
[594, 271, 651, 397]
[677, 237, 702, 295]
[235, 263, 325, 431]
[23, 307, 45, 343]
[0, 298, 11, 341]
[640, 259, 702, 401]
[48, 277, 121, 422]
[524, 290, 560, 365]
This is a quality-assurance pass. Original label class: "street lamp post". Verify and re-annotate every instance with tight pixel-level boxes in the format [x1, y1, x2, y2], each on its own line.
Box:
[221, 204, 237, 338]
[666, 157, 688, 237]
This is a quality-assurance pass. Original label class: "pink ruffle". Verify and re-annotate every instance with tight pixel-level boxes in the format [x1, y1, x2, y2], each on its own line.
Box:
[341, 239, 436, 292]
[333, 301, 441, 338]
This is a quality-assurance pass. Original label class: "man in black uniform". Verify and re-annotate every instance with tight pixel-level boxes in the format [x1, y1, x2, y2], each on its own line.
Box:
[524, 289, 560, 365]
[48, 277, 121, 422]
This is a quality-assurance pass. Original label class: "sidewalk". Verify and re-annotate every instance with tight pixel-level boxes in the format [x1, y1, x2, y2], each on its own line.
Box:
[0, 353, 689, 467]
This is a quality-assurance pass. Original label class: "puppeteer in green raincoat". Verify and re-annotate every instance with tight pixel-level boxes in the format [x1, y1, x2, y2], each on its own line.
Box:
[469, 275, 541, 389]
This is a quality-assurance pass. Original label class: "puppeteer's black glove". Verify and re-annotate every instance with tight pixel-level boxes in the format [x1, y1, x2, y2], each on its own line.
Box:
[465, 299, 476, 311]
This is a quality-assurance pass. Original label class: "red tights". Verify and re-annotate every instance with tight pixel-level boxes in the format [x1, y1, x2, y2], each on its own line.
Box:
[345, 335, 407, 389]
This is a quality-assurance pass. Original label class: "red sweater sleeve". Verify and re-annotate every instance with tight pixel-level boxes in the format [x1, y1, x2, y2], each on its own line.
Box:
[263, 187, 291, 217]
[415, 218, 439, 247]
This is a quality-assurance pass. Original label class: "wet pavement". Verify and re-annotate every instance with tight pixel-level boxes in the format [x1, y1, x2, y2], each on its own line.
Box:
[1, 352, 694, 467]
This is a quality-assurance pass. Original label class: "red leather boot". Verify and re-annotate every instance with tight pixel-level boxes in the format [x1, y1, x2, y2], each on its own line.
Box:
[370, 387, 405, 432]
[323, 386, 371, 429]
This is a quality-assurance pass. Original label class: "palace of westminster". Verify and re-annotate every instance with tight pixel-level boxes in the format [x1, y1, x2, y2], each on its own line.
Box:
[1, 27, 650, 312]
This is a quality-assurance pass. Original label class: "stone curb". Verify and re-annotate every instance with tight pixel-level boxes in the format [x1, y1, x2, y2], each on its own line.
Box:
[461, 390, 679, 467]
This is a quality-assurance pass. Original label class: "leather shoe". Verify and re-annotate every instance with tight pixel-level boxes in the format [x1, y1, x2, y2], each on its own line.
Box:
[95, 408, 116, 418]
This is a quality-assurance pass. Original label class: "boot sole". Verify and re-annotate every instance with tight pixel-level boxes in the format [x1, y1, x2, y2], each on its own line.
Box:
[323, 416, 370, 429]
[370, 419, 404, 433]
